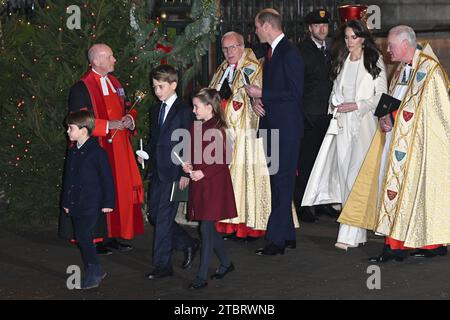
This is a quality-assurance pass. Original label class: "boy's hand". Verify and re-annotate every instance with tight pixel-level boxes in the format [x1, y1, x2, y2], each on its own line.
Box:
[137, 156, 144, 165]
[102, 208, 113, 213]
[179, 177, 190, 190]
[190, 170, 205, 181]
[182, 163, 193, 174]
[63, 207, 69, 214]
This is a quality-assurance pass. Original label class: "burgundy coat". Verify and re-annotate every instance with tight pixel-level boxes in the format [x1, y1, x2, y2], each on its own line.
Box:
[187, 118, 238, 221]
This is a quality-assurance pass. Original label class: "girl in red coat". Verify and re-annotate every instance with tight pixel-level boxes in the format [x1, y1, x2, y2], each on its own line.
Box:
[182, 88, 238, 289]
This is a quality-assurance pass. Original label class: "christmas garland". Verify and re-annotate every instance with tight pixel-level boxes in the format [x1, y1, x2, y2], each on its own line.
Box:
[0, 0, 220, 227]
[131, 0, 220, 88]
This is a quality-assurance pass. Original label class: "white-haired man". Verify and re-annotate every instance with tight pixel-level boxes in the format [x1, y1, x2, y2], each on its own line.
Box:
[209, 31, 271, 241]
[338, 25, 450, 262]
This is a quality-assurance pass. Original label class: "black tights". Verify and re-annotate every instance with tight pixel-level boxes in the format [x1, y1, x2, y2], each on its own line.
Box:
[197, 220, 231, 281]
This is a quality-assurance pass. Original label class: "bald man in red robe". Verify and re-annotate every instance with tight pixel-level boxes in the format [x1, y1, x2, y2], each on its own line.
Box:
[66, 44, 144, 254]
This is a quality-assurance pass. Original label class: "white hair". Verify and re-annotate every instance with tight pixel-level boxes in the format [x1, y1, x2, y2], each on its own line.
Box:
[389, 25, 417, 48]
[221, 31, 244, 45]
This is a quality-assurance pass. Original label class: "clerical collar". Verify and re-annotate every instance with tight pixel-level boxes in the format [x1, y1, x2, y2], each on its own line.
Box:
[218, 63, 237, 89]
[92, 68, 107, 77]
[226, 64, 236, 82]
[92, 68, 116, 96]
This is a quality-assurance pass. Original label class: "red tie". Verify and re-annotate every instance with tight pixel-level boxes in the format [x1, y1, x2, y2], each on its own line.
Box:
[267, 47, 272, 62]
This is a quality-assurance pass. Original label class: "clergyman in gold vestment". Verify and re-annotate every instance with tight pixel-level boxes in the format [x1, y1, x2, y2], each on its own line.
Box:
[210, 31, 271, 239]
[338, 25, 450, 261]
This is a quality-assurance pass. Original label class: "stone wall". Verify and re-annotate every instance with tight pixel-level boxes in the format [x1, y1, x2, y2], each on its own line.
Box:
[351, 1, 450, 76]
[358, 0, 450, 31]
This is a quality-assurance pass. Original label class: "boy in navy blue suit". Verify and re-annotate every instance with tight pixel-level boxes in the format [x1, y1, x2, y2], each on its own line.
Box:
[138, 65, 198, 280]
[62, 110, 115, 289]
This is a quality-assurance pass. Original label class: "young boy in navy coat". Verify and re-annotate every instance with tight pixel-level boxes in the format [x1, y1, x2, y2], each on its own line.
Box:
[62, 110, 115, 289]
[139, 65, 198, 280]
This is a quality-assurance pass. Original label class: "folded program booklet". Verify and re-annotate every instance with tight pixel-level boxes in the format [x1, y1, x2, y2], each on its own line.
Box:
[170, 181, 189, 202]
[374, 93, 402, 118]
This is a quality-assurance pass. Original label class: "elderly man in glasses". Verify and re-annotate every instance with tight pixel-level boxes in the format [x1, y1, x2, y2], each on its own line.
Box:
[209, 31, 271, 242]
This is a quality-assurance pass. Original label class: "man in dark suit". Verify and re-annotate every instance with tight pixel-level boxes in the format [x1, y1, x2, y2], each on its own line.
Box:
[245, 8, 304, 255]
[294, 9, 338, 222]
[139, 65, 198, 279]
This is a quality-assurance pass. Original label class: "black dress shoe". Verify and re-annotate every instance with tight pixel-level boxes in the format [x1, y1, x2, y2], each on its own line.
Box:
[188, 279, 208, 290]
[95, 243, 113, 255]
[145, 268, 174, 280]
[210, 263, 235, 280]
[299, 207, 318, 223]
[368, 251, 404, 263]
[255, 243, 285, 256]
[106, 240, 133, 252]
[285, 240, 296, 249]
[411, 246, 447, 258]
[182, 239, 200, 269]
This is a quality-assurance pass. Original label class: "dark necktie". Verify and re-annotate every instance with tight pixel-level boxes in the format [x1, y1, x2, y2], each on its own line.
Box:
[158, 102, 167, 127]
[267, 46, 273, 62]
[321, 46, 330, 64]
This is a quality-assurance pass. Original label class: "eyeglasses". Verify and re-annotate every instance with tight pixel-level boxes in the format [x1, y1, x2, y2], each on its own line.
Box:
[222, 44, 242, 53]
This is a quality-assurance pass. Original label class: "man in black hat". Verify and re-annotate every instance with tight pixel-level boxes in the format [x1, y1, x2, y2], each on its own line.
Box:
[294, 9, 338, 222]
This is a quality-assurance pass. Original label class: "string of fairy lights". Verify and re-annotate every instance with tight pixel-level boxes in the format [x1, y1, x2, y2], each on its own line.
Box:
[5, 3, 102, 172]
[4, 0, 218, 176]
[4, 2, 154, 179]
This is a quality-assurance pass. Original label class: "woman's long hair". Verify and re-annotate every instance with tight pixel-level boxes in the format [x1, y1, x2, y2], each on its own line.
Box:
[330, 19, 381, 80]
[192, 87, 228, 129]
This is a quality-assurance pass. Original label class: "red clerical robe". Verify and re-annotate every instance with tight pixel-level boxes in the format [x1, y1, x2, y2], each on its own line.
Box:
[78, 70, 144, 239]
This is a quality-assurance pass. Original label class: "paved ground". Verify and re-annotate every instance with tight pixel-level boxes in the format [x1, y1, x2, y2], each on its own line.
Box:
[1, 215, 449, 300]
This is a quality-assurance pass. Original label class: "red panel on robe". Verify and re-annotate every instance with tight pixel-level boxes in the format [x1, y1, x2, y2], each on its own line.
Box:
[81, 70, 144, 240]
[215, 222, 266, 238]
[385, 237, 442, 250]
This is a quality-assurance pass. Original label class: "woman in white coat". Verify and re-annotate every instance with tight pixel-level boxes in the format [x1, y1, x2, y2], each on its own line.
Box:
[329, 20, 387, 250]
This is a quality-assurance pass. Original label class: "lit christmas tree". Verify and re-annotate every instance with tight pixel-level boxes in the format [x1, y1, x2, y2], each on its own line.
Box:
[0, 0, 219, 227]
